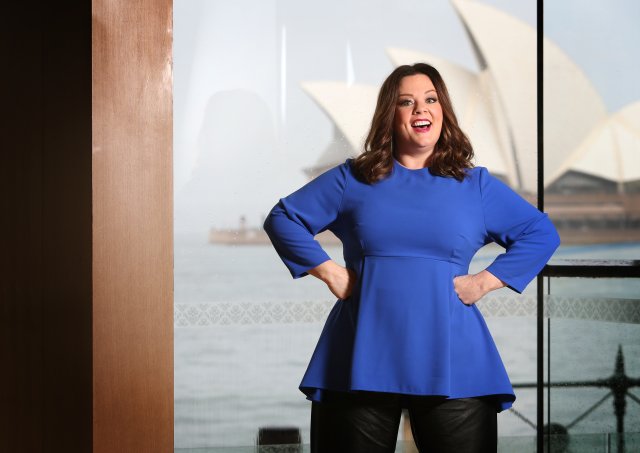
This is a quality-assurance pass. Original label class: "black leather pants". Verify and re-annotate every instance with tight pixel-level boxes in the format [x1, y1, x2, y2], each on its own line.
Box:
[310, 391, 497, 453]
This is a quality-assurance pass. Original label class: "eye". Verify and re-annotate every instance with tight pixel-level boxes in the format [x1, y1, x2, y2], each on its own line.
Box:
[426, 97, 438, 104]
[398, 99, 414, 107]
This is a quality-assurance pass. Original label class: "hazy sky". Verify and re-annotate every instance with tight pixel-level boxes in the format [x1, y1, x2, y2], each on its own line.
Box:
[173, 0, 638, 234]
[544, 0, 640, 112]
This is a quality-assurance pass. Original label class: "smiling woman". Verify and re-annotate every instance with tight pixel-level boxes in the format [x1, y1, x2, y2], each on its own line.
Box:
[264, 62, 560, 453]
[393, 73, 443, 164]
[352, 63, 475, 184]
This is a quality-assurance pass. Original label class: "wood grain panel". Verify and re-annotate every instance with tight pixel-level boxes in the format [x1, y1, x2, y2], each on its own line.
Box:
[92, 0, 173, 451]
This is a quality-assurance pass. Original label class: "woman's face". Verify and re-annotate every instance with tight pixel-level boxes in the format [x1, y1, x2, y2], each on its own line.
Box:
[393, 73, 443, 158]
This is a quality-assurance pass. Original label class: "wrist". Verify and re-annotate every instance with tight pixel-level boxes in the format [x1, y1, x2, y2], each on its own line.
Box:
[476, 270, 506, 293]
[308, 260, 338, 283]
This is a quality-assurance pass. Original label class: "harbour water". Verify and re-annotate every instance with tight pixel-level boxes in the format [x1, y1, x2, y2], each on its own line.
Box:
[174, 235, 640, 448]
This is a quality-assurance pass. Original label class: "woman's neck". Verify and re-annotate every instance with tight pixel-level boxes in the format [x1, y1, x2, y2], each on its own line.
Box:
[393, 150, 433, 169]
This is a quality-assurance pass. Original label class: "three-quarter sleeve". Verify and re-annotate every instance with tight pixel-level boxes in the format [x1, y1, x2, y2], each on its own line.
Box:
[263, 160, 349, 279]
[479, 167, 561, 293]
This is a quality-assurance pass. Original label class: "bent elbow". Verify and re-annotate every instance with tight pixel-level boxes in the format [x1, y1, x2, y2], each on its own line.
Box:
[551, 225, 561, 250]
[262, 203, 280, 237]
[545, 216, 561, 252]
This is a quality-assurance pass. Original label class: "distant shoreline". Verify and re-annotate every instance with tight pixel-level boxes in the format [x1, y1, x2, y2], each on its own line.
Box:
[209, 192, 640, 246]
[208, 227, 640, 246]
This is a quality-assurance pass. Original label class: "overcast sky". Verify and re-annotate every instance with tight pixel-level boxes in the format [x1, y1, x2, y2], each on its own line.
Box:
[173, 0, 639, 234]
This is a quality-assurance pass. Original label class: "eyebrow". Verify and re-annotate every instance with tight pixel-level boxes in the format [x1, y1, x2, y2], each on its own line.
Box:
[398, 90, 437, 97]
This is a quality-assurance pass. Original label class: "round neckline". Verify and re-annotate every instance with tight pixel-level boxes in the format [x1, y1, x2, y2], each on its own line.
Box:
[393, 157, 430, 171]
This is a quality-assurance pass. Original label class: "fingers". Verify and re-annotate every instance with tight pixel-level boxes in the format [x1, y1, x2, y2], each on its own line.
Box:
[327, 265, 357, 300]
[453, 274, 480, 305]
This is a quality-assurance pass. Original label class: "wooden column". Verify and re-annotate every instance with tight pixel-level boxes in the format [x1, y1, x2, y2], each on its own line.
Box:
[92, 0, 173, 451]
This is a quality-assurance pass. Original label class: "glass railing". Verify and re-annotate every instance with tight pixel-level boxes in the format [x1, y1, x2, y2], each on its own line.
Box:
[536, 261, 640, 453]
[175, 260, 640, 453]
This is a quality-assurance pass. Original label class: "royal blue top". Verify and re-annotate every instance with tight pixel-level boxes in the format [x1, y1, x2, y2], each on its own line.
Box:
[263, 157, 560, 411]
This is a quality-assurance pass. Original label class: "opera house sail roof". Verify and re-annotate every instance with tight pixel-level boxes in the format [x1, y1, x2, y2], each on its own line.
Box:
[210, 0, 640, 246]
[302, 0, 640, 196]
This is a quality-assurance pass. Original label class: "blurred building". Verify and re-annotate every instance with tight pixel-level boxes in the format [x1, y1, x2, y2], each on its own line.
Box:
[210, 0, 640, 245]
[299, 0, 640, 244]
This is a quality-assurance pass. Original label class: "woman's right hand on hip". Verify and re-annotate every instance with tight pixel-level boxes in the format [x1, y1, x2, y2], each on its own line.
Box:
[308, 260, 357, 300]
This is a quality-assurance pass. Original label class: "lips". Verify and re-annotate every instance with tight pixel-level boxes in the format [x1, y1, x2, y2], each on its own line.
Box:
[411, 119, 432, 132]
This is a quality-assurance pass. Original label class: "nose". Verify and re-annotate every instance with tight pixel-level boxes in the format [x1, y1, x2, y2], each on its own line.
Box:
[413, 101, 428, 114]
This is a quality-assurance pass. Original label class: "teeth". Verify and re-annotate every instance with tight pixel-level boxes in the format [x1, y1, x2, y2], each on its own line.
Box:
[413, 120, 431, 127]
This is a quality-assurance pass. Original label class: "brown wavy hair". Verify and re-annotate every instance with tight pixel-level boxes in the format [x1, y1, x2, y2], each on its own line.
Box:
[352, 63, 474, 183]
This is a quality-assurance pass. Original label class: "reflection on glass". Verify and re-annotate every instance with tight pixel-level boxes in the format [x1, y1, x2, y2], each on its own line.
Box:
[168, 0, 604, 448]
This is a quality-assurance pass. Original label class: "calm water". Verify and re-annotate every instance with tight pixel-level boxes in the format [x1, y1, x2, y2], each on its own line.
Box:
[175, 235, 640, 448]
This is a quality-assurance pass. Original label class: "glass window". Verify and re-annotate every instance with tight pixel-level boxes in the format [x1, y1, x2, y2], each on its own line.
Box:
[542, 4, 640, 444]
[174, 0, 543, 449]
[544, 1, 640, 257]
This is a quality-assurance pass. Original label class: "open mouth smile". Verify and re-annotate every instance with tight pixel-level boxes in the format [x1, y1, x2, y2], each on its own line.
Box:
[411, 119, 432, 132]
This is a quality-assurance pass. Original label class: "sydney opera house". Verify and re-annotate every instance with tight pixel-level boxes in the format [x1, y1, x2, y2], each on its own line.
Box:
[210, 0, 640, 246]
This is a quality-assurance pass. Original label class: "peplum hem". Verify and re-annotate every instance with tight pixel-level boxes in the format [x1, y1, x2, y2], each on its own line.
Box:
[298, 255, 516, 412]
[300, 386, 516, 412]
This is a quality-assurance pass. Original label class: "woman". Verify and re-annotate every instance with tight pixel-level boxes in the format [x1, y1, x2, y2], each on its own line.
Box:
[263, 63, 560, 452]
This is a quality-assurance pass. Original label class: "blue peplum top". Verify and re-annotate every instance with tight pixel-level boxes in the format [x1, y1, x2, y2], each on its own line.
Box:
[263, 157, 560, 411]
